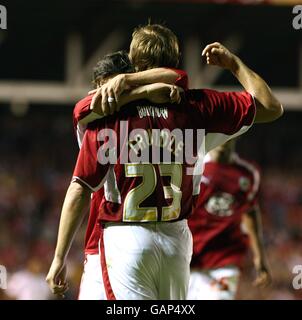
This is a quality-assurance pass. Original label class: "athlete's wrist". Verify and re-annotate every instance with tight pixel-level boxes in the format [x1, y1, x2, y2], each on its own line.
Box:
[53, 253, 67, 264]
[123, 73, 134, 87]
[229, 55, 241, 74]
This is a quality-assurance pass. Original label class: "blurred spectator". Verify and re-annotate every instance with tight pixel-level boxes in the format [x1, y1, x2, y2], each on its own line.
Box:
[6, 257, 51, 300]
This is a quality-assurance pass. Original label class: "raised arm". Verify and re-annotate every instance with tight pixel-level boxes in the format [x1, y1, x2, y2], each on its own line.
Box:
[202, 42, 283, 123]
[46, 182, 91, 297]
[242, 205, 272, 288]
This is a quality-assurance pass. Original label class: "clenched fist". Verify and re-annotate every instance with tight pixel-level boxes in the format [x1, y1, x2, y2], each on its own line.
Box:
[202, 42, 238, 71]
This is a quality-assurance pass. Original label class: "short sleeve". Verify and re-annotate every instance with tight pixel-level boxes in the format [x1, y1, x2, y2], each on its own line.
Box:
[188, 89, 256, 152]
[73, 94, 103, 148]
[73, 95, 94, 127]
[72, 129, 110, 192]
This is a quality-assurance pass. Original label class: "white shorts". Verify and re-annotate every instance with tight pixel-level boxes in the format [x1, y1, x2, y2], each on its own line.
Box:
[100, 220, 193, 300]
[78, 254, 105, 300]
[187, 266, 240, 300]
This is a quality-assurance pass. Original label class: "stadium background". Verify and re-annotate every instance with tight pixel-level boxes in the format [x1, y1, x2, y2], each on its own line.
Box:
[0, 0, 301, 299]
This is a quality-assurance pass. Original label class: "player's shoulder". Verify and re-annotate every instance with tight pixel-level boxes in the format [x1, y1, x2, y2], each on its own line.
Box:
[73, 94, 94, 118]
[181, 89, 212, 116]
[184, 88, 210, 101]
[183, 88, 226, 115]
[202, 155, 220, 176]
[232, 153, 261, 176]
[73, 94, 95, 124]
[203, 153, 212, 164]
[75, 94, 94, 108]
[185, 88, 252, 102]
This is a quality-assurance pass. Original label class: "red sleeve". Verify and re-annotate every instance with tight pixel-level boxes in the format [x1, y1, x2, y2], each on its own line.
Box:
[165, 68, 188, 90]
[188, 89, 256, 134]
[73, 94, 94, 131]
[72, 128, 110, 191]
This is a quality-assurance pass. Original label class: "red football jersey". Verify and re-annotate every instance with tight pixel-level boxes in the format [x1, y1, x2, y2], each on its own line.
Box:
[73, 68, 189, 148]
[167, 68, 188, 90]
[72, 89, 255, 225]
[189, 153, 261, 269]
[73, 95, 104, 254]
[73, 68, 189, 254]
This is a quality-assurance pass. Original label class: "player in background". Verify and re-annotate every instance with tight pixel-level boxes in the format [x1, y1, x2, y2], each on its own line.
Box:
[46, 24, 282, 299]
[187, 139, 271, 300]
[73, 51, 184, 299]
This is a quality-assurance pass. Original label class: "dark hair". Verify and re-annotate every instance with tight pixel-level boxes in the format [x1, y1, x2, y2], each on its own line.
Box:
[92, 50, 135, 87]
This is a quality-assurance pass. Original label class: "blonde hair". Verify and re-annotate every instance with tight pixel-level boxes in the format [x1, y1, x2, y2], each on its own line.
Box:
[129, 24, 180, 71]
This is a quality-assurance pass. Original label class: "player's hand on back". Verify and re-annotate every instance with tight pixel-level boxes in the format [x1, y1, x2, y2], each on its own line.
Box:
[100, 74, 131, 114]
[46, 257, 69, 298]
[90, 74, 132, 116]
[146, 83, 182, 104]
[90, 85, 115, 117]
[202, 42, 237, 71]
[169, 85, 182, 104]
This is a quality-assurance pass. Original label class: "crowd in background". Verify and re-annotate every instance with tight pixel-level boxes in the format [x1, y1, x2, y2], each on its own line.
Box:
[0, 107, 302, 300]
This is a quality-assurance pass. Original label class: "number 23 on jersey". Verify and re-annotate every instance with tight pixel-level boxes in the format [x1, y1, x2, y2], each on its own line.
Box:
[123, 163, 183, 222]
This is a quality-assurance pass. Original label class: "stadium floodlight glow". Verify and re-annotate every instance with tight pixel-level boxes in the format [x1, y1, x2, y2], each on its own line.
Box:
[0, 5, 7, 30]
[0, 265, 7, 290]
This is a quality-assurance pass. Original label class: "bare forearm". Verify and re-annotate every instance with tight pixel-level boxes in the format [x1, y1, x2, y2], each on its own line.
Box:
[117, 86, 147, 107]
[124, 68, 180, 86]
[118, 83, 181, 108]
[230, 57, 283, 122]
[243, 207, 272, 286]
[243, 207, 266, 266]
[54, 182, 91, 261]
